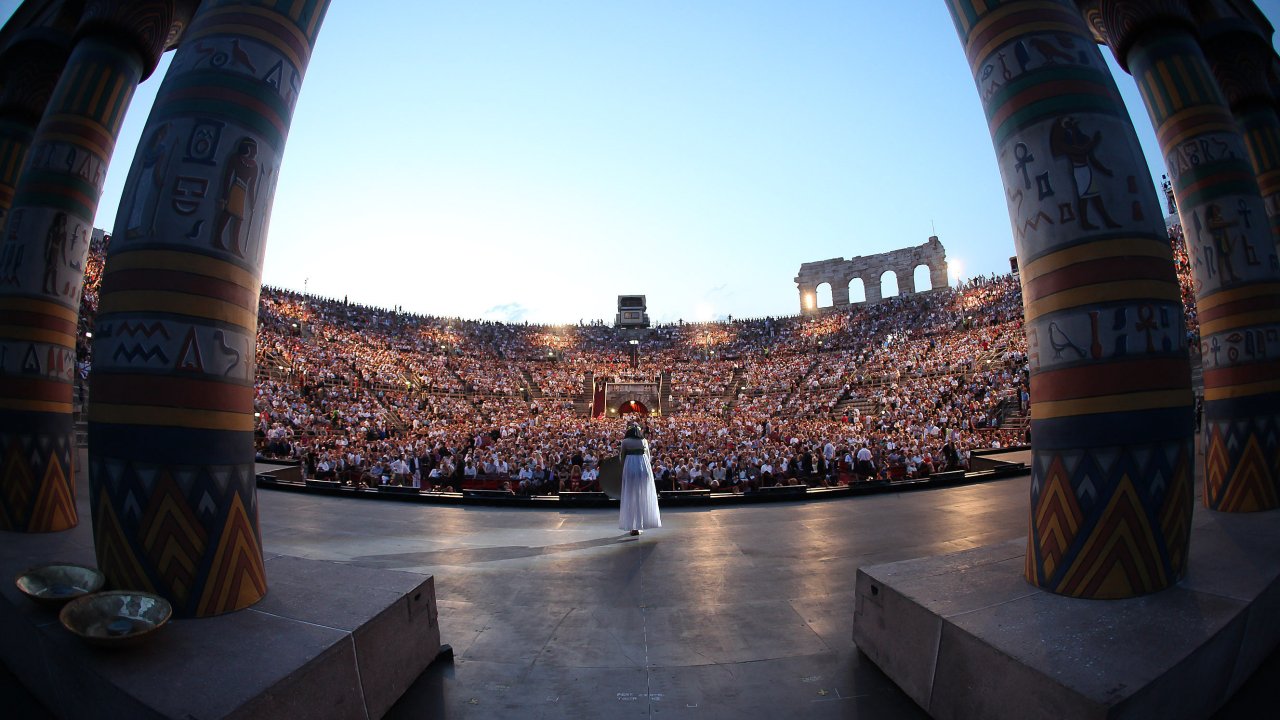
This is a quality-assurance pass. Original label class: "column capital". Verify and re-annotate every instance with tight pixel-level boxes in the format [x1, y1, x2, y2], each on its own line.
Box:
[1195, 2, 1279, 114]
[76, 0, 175, 79]
[0, 28, 72, 125]
[1077, 0, 1197, 70]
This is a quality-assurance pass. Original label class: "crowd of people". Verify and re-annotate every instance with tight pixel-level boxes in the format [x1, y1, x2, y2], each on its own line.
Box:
[70, 225, 1202, 496]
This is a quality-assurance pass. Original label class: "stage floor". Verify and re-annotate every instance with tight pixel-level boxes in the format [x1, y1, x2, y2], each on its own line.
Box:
[262, 474, 1033, 718]
[5, 459, 1277, 718]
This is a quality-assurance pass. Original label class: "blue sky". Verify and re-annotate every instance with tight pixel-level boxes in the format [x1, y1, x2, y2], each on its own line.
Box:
[6, 1, 1280, 324]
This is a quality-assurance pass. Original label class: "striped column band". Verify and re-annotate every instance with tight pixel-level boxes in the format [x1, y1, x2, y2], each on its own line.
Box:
[88, 0, 330, 617]
[1114, 19, 1280, 512]
[946, 0, 1195, 598]
[0, 32, 147, 533]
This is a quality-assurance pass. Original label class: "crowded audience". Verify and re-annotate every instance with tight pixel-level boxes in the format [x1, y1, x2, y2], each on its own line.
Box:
[70, 225, 1201, 495]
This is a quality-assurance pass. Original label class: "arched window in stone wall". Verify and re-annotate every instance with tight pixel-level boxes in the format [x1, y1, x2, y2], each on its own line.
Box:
[913, 264, 933, 293]
[815, 282, 833, 309]
[880, 270, 899, 299]
[849, 277, 866, 303]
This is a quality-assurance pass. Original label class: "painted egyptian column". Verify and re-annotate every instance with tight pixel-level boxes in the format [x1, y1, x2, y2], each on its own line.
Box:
[0, 29, 71, 232]
[1082, 0, 1280, 511]
[0, 2, 173, 533]
[946, 0, 1194, 598]
[1195, 3, 1280, 248]
[88, 0, 331, 617]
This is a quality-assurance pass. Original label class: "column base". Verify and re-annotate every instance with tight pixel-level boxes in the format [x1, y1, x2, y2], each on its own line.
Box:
[852, 507, 1280, 719]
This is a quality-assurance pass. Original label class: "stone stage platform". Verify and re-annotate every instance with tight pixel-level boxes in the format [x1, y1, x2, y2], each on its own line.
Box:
[4, 449, 1276, 718]
[853, 507, 1280, 720]
[0, 450, 442, 719]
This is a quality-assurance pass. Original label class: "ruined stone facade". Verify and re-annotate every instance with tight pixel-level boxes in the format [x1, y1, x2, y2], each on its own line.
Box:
[794, 236, 949, 312]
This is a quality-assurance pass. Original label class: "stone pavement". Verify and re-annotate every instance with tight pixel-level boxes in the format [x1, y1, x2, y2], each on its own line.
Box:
[4, 468, 1277, 718]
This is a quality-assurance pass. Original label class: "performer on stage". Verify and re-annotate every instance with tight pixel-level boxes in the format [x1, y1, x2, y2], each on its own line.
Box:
[619, 423, 661, 535]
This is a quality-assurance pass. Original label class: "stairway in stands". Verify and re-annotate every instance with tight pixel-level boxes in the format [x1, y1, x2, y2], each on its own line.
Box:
[521, 367, 542, 401]
[723, 366, 745, 415]
[777, 359, 819, 412]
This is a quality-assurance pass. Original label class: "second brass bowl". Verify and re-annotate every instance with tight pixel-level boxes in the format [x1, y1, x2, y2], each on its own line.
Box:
[59, 591, 173, 648]
[14, 563, 106, 608]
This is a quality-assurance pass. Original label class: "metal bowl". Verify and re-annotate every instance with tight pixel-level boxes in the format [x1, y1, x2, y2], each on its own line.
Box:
[59, 591, 173, 648]
[14, 563, 106, 608]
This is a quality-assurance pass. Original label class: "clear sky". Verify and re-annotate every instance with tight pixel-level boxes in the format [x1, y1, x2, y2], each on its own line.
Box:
[6, 1, 1280, 324]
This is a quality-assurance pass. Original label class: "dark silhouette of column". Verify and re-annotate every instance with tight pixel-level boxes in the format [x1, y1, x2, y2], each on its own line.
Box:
[0, 27, 71, 232]
[89, 0, 331, 617]
[0, 2, 173, 533]
[1195, 3, 1280, 249]
[1083, 0, 1280, 511]
[945, 0, 1195, 597]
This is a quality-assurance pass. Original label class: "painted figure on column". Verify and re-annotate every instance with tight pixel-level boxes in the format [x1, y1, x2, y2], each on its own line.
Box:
[214, 136, 258, 258]
[1050, 116, 1120, 230]
[41, 212, 68, 295]
[124, 124, 171, 239]
[1206, 204, 1239, 283]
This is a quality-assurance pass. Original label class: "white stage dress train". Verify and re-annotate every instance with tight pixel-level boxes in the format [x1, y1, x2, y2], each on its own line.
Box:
[619, 439, 661, 532]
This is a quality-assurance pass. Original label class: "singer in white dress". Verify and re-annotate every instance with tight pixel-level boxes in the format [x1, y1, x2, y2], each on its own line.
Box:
[618, 424, 661, 535]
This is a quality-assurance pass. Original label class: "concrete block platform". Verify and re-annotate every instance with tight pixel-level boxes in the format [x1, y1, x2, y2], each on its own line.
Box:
[852, 507, 1280, 720]
[0, 521, 441, 719]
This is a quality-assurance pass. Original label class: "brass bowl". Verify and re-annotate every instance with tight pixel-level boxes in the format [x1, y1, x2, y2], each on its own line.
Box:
[14, 563, 106, 608]
[59, 591, 173, 648]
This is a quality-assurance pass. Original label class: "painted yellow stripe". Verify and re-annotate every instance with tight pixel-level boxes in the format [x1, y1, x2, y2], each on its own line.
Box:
[1196, 283, 1280, 311]
[86, 66, 110, 118]
[43, 113, 114, 159]
[88, 403, 255, 431]
[0, 297, 79, 323]
[104, 250, 260, 291]
[972, 21, 1080, 68]
[1033, 389, 1192, 420]
[0, 325, 75, 346]
[1171, 56, 1204, 105]
[306, 2, 325, 38]
[0, 398, 73, 414]
[103, 73, 129, 135]
[1142, 69, 1168, 120]
[1020, 238, 1171, 283]
[99, 291, 256, 329]
[191, 5, 311, 66]
[1026, 280, 1181, 321]
[965, 0, 1063, 55]
[1200, 308, 1280, 336]
[1159, 105, 1238, 148]
[1204, 378, 1280, 401]
[199, 24, 303, 74]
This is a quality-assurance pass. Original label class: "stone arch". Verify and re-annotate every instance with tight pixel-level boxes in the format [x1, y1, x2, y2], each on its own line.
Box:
[879, 270, 899, 299]
[848, 277, 866, 303]
[913, 264, 933, 293]
[815, 282, 833, 308]
[796, 236, 950, 308]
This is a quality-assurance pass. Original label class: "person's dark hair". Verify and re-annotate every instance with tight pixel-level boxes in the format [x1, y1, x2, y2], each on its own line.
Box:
[625, 424, 644, 439]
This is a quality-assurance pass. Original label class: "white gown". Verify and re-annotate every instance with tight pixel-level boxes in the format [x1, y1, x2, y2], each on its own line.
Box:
[618, 438, 661, 531]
